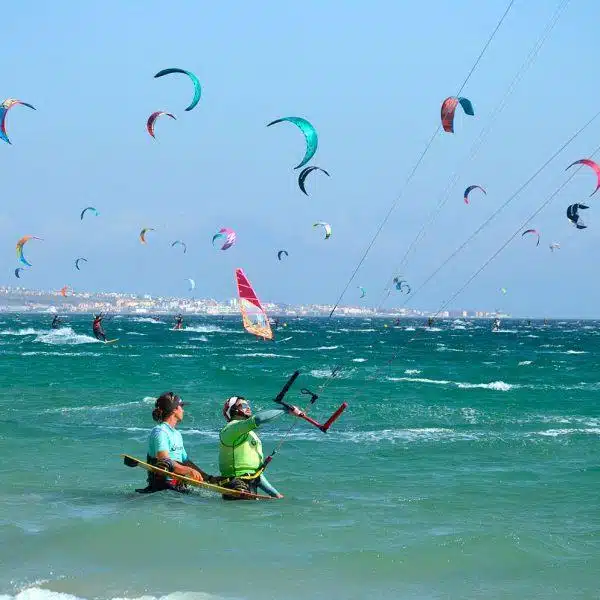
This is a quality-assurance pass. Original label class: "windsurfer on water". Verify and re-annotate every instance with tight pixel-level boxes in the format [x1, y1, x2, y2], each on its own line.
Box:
[92, 313, 107, 342]
[219, 396, 303, 499]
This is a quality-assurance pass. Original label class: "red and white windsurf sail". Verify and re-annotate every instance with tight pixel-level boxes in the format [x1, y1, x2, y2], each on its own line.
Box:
[235, 268, 273, 340]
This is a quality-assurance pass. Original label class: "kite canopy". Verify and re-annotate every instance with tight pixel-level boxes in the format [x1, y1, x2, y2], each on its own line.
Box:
[313, 221, 332, 239]
[463, 185, 486, 204]
[80, 207, 99, 220]
[565, 159, 600, 196]
[14, 267, 25, 279]
[566, 203, 589, 229]
[154, 68, 201, 111]
[267, 116, 318, 169]
[277, 250, 288, 261]
[393, 277, 411, 294]
[298, 166, 330, 196]
[0, 98, 36, 144]
[549, 243, 561, 252]
[187, 278, 196, 291]
[147, 111, 176, 138]
[16, 235, 42, 267]
[441, 96, 474, 133]
[139, 228, 155, 244]
[171, 240, 187, 253]
[75, 257, 88, 271]
[212, 228, 236, 250]
[235, 268, 273, 340]
[522, 229, 540, 246]
[358, 286, 366, 299]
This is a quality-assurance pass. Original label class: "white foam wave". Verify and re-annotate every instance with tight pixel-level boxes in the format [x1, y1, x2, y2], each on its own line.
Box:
[456, 381, 513, 391]
[564, 350, 587, 354]
[35, 327, 100, 345]
[184, 325, 226, 333]
[189, 336, 209, 342]
[131, 317, 162, 323]
[388, 377, 515, 391]
[310, 368, 352, 379]
[160, 353, 193, 358]
[404, 369, 421, 375]
[21, 351, 103, 357]
[235, 352, 295, 358]
[126, 331, 147, 336]
[518, 360, 533, 366]
[316, 345, 339, 350]
[0, 327, 38, 336]
[533, 428, 600, 437]
[352, 358, 367, 362]
[0, 588, 224, 600]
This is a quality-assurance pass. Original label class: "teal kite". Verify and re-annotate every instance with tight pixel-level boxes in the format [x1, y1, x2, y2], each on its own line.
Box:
[154, 68, 201, 112]
[267, 116, 318, 169]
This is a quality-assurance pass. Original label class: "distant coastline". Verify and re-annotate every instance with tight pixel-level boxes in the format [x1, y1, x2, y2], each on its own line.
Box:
[0, 286, 510, 319]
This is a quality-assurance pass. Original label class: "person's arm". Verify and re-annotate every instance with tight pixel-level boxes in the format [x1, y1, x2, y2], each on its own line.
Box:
[155, 450, 203, 482]
[256, 473, 283, 498]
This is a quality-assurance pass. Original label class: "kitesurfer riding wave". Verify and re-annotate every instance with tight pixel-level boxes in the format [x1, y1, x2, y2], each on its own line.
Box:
[92, 313, 106, 341]
[137, 392, 213, 493]
[219, 396, 303, 499]
[173, 314, 184, 330]
[51, 315, 63, 329]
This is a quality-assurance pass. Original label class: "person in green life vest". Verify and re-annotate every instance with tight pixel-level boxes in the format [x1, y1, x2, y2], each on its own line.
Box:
[138, 392, 213, 493]
[219, 395, 304, 499]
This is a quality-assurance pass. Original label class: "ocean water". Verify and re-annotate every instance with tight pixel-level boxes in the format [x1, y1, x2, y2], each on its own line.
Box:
[1, 315, 599, 600]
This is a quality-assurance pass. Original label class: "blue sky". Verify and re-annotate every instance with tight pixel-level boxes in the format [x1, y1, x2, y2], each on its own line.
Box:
[2, 0, 599, 317]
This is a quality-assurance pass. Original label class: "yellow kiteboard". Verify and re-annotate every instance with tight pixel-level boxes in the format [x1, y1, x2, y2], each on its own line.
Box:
[121, 454, 276, 500]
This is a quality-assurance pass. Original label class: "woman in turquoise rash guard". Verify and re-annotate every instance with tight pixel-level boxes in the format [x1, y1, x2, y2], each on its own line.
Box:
[138, 392, 212, 493]
[219, 395, 303, 499]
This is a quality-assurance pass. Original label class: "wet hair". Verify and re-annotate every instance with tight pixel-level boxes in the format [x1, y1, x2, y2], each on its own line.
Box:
[152, 391, 180, 422]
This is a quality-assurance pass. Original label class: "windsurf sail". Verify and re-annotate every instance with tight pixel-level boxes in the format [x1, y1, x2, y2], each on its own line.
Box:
[235, 268, 273, 340]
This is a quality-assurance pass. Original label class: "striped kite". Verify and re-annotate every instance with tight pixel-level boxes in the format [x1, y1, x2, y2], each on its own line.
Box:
[0, 98, 36, 144]
[441, 97, 474, 133]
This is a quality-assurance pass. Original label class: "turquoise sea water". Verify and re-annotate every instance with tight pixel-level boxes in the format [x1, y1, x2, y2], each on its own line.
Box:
[1, 314, 599, 600]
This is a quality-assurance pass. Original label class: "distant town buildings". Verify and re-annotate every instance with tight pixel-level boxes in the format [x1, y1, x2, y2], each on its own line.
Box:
[0, 286, 510, 318]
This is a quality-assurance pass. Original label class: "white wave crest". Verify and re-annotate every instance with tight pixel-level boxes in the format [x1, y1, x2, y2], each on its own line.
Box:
[35, 327, 100, 345]
[235, 352, 295, 358]
[0, 327, 39, 336]
[388, 377, 515, 391]
[0, 588, 224, 600]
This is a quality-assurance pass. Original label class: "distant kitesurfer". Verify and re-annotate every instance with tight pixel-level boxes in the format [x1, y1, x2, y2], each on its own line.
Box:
[92, 313, 107, 342]
[51, 315, 63, 329]
[492, 318, 501, 332]
[427, 317, 434, 328]
[527, 320, 532, 326]
[137, 392, 212, 493]
[271, 317, 280, 330]
[219, 396, 303, 499]
[173, 314, 184, 330]
[394, 318, 401, 326]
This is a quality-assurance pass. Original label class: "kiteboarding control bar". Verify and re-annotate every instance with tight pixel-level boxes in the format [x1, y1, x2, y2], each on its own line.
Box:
[274, 370, 347, 433]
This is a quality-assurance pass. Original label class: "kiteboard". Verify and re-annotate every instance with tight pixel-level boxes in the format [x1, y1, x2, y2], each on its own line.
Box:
[104, 338, 119, 344]
[121, 454, 276, 500]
